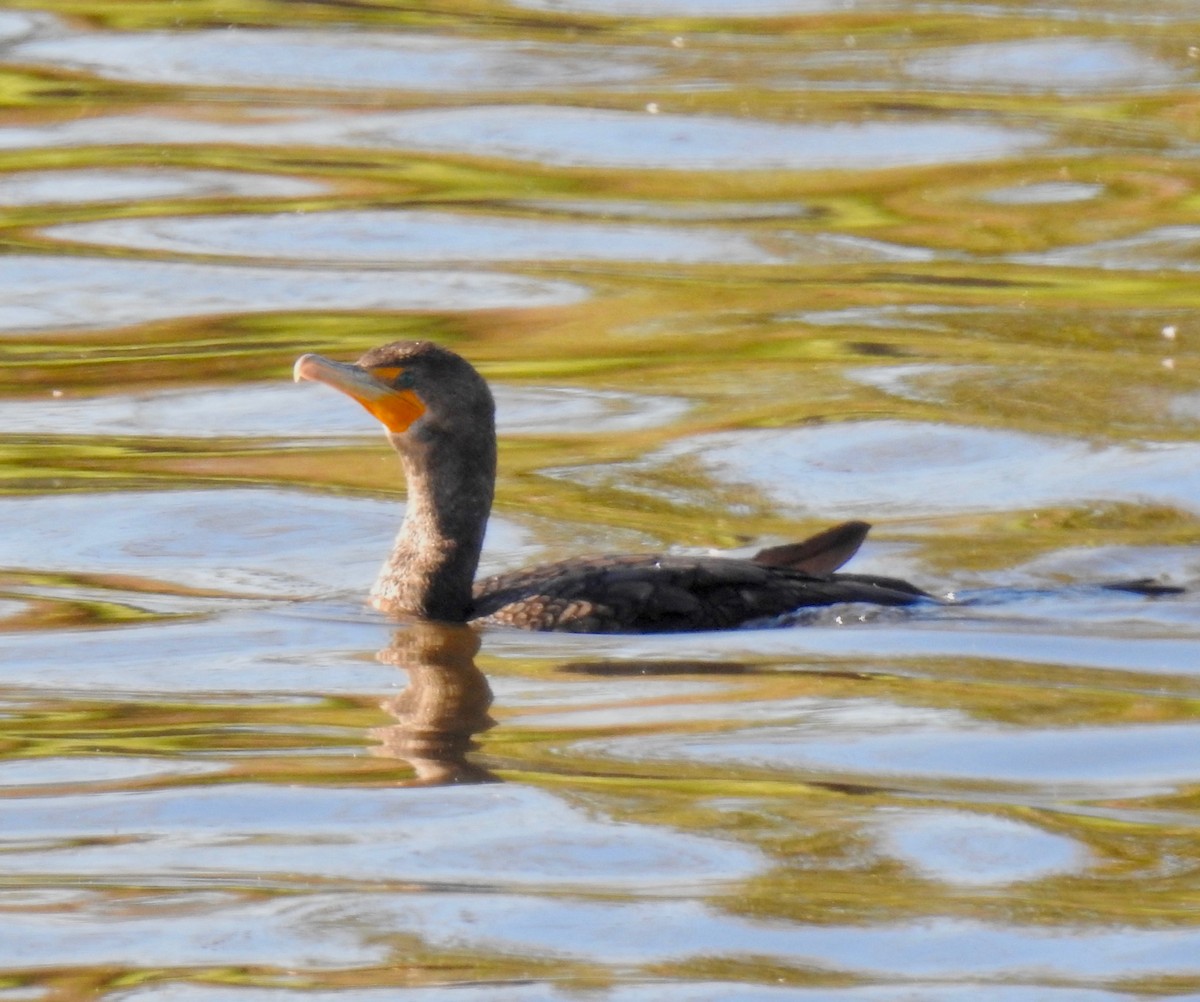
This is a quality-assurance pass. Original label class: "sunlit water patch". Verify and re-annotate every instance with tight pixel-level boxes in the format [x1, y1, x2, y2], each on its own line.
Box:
[513, 0, 1200, 22]
[42, 209, 934, 267]
[794, 304, 986, 332]
[906, 38, 1187, 93]
[1010, 544, 1198, 595]
[879, 809, 1088, 885]
[0, 9, 40, 44]
[12, 879, 1199, 983]
[579, 718, 1200, 793]
[1170, 389, 1200, 421]
[2, 609, 395, 694]
[844, 363, 978, 403]
[0, 382, 688, 438]
[514, 691, 935, 730]
[23, 22, 1173, 99]
[99, 986, 1195, 1002]
[494, 672, 731, 709]
[0, 489, 533, 598]
[0, 756, 221, 788]
[4, 889, 383, 969]
[561, 420, 1200, 518]
[979, 181, 1105, 205]
[0, 256, 586, 332]
[1011, 224, 1200, 271]
[701, 37, 1193, 96]
[0, 106, 1049, 171]
[509, 0, 866, 13]
[8, 28, 657, 92]
[336, 106, 1050, 172]
[59, 890, 1194, 979]
[0, 166, 326, 205]
[0, 782, 762, 888]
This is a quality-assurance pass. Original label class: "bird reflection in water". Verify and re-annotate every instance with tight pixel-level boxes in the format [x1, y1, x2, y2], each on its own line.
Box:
[369, 622, 498, 786]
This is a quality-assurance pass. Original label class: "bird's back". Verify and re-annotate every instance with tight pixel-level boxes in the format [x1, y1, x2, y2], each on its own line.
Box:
[471, 523, 929, 633]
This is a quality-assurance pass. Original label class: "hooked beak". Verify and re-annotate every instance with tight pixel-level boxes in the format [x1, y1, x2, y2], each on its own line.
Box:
[293, 353, 425, 433]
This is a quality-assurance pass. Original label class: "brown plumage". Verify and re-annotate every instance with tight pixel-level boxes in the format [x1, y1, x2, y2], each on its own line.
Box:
[294, 340, 929, 633]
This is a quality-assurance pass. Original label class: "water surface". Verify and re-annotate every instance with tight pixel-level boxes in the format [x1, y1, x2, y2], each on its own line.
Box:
[0, 1, 1198, 1000]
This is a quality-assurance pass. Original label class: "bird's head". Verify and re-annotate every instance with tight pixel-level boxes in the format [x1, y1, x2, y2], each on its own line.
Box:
[293, 340, 494, 451]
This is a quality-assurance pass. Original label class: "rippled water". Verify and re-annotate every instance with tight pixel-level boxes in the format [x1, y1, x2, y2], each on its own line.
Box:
[1, 1, 1199, 999]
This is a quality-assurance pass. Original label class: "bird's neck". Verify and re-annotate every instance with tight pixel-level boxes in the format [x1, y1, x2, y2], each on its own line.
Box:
[370, 433, 495, 623]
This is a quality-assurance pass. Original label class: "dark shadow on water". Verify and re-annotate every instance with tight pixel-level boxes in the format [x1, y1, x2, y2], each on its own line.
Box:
[558, 659, 754, 676]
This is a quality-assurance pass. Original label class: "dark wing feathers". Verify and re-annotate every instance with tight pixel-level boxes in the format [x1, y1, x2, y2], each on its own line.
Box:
[471, 522, 930, 633]
[831, 572, 932, 599]
[751, 519, 870, 574]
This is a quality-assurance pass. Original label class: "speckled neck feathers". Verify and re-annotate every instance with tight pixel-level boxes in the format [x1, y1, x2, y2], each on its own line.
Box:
[364, 342, 496, 622]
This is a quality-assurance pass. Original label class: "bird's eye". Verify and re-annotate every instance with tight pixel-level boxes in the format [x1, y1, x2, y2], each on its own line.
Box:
[371, 366, 415, 389]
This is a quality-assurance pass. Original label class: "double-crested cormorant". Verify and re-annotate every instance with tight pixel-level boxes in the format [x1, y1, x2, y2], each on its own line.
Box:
[294, 340, 929, 632]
